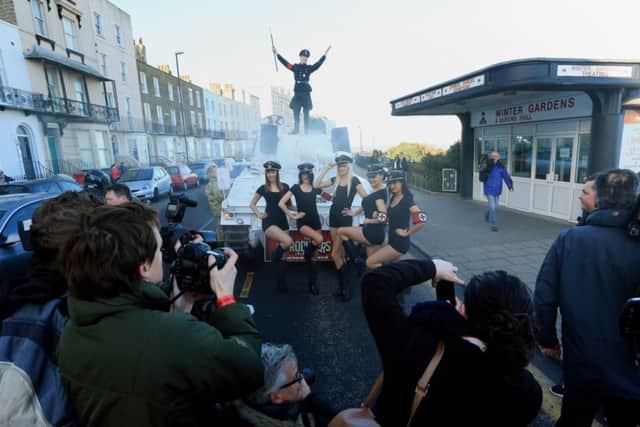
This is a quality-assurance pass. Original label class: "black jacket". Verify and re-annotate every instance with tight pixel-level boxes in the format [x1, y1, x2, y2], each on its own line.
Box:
[535, 207, 640, 399]
[277, 54, 326, 93]
[362, 260, 542, 427]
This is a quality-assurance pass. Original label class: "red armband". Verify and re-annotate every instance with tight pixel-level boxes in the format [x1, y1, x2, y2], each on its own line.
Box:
[376, 212, 388, 223]
[412, 211, 428, 224]
[321, 191, 332, 201]
[215, 295, 236, 308]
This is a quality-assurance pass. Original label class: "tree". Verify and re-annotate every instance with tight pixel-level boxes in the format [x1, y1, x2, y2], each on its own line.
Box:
[387, 142, 444, 162]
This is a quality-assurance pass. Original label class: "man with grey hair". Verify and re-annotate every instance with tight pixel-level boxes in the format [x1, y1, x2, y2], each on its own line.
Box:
[535, 168, 640, 426]
[235, 343, 336, 427]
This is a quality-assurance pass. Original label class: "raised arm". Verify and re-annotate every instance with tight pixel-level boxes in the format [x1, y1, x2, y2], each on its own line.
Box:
[314, 162, 335, 188]
[276, 53, 294, 71]
[308, 55, 326, 73]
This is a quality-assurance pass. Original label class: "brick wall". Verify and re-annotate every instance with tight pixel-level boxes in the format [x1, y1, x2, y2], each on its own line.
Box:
[0, 0, 17, 25]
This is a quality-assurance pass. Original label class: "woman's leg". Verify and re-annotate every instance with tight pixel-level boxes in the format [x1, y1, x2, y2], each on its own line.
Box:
[365, 245, 403, 269]
[265, 225, 293, 249]
[264, 226, 292, 292]
[299, 226, 322, 295]
[330, 227, 345, 269]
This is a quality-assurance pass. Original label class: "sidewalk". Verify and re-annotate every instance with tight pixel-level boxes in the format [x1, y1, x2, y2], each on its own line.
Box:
[408, 187, 571, 291]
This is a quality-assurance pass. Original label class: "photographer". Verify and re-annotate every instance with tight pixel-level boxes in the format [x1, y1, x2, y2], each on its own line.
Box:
[57, 203, 264, 427]
[361, 259, 542, 426]
[0, 191, 102, 426]
[104, 183, 132, 206]
[535, 168, 640, 426]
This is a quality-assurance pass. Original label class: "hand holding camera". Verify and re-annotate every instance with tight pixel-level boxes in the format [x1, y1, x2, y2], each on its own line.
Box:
[209, 248, 239, 297]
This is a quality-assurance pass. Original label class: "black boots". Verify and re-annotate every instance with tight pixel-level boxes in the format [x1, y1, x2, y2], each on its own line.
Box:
[304, 243, 319, 295]
[333, 266, 351, 302]
[343, 240, 365, 277]
[272, 246, 287, 292]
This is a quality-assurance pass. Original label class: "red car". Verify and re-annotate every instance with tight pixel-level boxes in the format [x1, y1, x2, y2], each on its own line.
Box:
[167, 164, 199, 191]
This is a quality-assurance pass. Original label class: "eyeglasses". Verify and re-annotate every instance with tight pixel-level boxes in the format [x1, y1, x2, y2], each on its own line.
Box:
[278, 371, 304, 390]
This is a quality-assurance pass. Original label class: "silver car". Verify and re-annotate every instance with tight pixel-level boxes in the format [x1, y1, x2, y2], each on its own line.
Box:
[120, 167, 171, 201]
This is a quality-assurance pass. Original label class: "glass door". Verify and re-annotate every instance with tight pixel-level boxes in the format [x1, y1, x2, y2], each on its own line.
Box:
[531, 136, 577, 218]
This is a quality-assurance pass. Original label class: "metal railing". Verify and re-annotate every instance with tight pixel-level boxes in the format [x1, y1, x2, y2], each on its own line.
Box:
[0, 85, 119, 124]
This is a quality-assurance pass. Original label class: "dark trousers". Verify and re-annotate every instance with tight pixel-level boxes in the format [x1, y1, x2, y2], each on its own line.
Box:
[292, 104, 310, 134]
[557, 385, 640, 427]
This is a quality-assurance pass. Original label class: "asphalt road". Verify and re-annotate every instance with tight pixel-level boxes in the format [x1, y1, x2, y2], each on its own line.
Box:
[149, 185, 566, 427]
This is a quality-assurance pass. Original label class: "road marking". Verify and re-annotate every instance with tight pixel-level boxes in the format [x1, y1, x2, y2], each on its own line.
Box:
[239, 272, 254, 298]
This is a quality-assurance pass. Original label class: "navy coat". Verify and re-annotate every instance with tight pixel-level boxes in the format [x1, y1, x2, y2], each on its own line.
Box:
[534, 208, 640, 399]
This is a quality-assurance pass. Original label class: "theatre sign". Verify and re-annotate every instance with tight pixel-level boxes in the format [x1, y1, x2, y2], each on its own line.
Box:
[394, 74, 485, 110]
[471, 93, 592, 127]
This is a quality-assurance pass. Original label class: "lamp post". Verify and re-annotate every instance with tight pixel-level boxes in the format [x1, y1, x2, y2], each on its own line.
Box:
[175, 51, 189, 162]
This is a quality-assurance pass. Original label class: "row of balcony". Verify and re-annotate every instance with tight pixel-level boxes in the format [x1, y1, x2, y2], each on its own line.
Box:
[109, 117, 249, 140]
[0, 85, 119, 123]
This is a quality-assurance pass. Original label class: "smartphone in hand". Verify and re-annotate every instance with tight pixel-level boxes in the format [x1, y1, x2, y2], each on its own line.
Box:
[436, 280, 457, 306]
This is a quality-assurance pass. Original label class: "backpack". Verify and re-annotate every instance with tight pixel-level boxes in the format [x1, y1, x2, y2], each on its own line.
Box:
[478, 156, 490, 183]
[0, 297, 76, 426]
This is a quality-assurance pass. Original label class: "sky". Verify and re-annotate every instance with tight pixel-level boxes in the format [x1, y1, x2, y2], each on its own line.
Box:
[113, 0, 640, 151]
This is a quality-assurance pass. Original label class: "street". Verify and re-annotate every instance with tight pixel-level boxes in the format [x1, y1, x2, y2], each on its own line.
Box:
[150, 185, 564, 427]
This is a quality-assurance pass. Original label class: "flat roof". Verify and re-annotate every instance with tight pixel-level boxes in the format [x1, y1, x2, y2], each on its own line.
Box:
[391, 58, 640, 116]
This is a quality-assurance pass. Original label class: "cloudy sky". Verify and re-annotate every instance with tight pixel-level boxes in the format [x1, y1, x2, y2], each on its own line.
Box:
[114, 0, 639, 150]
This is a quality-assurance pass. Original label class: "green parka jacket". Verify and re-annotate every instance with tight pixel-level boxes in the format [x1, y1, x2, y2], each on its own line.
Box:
[56, 281, 263, 427]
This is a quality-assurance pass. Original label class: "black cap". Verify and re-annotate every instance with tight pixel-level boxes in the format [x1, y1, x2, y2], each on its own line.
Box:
[298, 162, 314, 172]
[366, 163, 384, 178]
[299, 49, 310, 57]
[263, 160, 281, 170]
[335, 154, 353, 165]
[388, 169, 405, 182]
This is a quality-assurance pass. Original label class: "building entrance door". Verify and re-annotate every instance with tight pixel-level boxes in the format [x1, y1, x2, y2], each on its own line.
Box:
[47, 136, 60, 174]
[532, 136, 577, 219]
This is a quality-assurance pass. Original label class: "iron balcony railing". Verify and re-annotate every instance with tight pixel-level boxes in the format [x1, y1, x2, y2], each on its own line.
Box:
[134, 121, 248, 140]
[0, 85, 119, 124]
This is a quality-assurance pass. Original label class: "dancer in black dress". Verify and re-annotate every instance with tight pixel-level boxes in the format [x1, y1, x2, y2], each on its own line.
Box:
[338, 163, 388, 281]
[366, 169, 427, 268]
[278, 163, 324, 295]
[250, 161, 292, 291]
[315, 153, 367, 300]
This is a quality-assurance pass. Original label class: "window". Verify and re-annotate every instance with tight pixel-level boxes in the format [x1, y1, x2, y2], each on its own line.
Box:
[0, 49, 7, 87]
[114, 24, 122, 46]
[196, 92, 201, 108]
[511, 135, 533, 178]
[166, 82, 173, 101]
[170, 109, 177, 126]
[2, 202, 43, 245]
[125, 97, 132, 116]
[100, 53, 108, 77]
[95, 131, 109, 168]
[63, 17, 77, 50]
[198, 112, 203, 128]
[156, 105, 164, 125]
[140, 72, 148, 94]
[188, 88, 193, 106]
[31, 1, 47, 36]
[555, 137, 574, 183]
[120, 62, 127, 82]
[143, 103, 152, 122]
[45, 68, 59, 98]
[94, 13, 103, 36]
[153, 77, 160, 97]
[190, 111, 196, 127]
[535, 138, 552, 180]
[576, 134, 591, 183]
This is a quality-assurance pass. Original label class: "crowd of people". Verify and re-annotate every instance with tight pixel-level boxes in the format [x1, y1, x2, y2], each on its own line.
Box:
[0, 152, 638, 426]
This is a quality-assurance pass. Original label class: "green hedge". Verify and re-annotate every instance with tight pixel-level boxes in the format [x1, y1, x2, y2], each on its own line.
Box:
[408, 142, 460, 192]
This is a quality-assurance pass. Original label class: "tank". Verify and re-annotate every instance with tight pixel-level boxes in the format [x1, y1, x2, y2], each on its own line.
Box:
[217, 123, 370, 262]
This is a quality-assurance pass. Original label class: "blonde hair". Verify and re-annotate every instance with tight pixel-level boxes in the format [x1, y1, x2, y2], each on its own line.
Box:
[334, 163, 353, 197]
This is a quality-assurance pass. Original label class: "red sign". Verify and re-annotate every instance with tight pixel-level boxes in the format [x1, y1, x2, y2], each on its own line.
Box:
[265, 231, 333, 262]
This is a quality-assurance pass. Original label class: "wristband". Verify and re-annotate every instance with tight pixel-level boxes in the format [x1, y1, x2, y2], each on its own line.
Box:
[215, 295, 236, 308]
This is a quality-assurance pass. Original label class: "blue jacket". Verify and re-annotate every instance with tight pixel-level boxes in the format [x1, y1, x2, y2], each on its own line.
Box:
[483, 162, 513, 196]
[534, 208, 640, 399]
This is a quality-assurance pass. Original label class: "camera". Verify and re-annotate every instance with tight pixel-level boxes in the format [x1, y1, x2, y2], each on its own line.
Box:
[166, 193, 198, 224]
[436, 280, 457, 306]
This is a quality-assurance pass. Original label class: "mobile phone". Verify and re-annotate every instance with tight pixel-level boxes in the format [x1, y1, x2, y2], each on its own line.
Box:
[436, 280, 456, 306]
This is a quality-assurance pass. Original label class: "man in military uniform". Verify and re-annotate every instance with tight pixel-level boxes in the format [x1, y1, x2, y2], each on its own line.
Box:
[272, 45, 330, 135]
[205, 164, 224, 221]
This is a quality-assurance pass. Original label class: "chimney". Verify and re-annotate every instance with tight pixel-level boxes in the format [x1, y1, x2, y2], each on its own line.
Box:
[158, 64, 172, 75]
[135, 38, 146, 63]
[210, 83, 223, 95]
[180, 75, 192, 83]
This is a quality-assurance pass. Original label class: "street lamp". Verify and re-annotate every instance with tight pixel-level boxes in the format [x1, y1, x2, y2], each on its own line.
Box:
[175, 51, 189, 162]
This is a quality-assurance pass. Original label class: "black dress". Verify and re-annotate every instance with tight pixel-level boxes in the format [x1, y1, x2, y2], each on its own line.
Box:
[290, 184, 322, 231]
[256, 183, 290, 232]
[387, 192, 415, 254]
[329, 176, 361, 228]
[362, 188, 388, 245]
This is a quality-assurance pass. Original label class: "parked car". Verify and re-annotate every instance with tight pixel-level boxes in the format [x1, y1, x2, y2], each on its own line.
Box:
[82, 169, 112, 186]
[188, 161, 215, 183]
[120, 167, 171, 201]
[166, 164, 199, 191]
[0, 193, 55, 293]
[0, 176, 83, 196]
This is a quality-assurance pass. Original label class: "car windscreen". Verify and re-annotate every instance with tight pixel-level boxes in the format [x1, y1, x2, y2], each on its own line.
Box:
[166, 166, 179, 175]
[121, 169, 153, 182]
[0, 185, 30, 195]
[189, 163, 205, 169]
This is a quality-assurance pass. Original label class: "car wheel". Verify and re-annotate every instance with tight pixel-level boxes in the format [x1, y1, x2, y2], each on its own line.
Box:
[153, 188, 160, 202]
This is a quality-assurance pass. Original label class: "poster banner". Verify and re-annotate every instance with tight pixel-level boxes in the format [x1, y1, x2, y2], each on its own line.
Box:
[619, 110, 640, 172]
[265, 231, 333, 262]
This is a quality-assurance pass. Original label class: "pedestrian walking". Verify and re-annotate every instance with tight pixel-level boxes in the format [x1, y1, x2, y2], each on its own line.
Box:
[366, 169, 427, 269]
[249, 161, 293, 292]
[314, 153, 367, 301]
[272, 45, 330, 135]
[535, 168, 640, 427]
[278, 163, 325, 295]
[480, 151, 513, 231]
